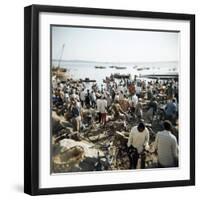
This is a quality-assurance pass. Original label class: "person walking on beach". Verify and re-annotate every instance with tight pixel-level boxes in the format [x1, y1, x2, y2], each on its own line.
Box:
[153, 120, 178, 168]
[127, 122, 149, 169]
[80, 89, 85, 108]
[99, 96, 107, 125]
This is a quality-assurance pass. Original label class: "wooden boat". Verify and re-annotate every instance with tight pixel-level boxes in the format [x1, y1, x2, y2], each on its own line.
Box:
[103, 76, 114, 83]
[113, 73, 130, 79]
[95, 66, 106, 69]
[80, 78, 96, 83]
[141, 73, 178, 80]
[132, 65, 137, 69]
[137, 66, 150, 71]
[115, 66, 127, 69]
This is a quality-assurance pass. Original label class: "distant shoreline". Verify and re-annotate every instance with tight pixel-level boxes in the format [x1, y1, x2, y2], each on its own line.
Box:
[52, 59, 179, 65]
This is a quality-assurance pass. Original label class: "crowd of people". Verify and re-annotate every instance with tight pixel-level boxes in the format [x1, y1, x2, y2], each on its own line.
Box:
[52, 70, 179, 169]
[127, 121, 178, 169]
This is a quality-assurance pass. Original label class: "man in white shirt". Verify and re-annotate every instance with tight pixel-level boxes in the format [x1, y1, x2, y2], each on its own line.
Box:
[80, 89, 85, 108]
[153, 120, 178, 168]
[132, 93, 138, 107]
[127, 122, 149, 169]
[131, 93, 138, 116]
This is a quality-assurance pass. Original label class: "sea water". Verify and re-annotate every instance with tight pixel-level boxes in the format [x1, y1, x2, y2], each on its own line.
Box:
[52, 60, 178, 87]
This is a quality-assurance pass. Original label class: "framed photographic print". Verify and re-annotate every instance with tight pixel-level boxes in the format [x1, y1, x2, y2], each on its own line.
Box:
[24, 4, 195, 195]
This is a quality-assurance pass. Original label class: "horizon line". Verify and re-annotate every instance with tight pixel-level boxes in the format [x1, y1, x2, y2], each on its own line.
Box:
[52, 59, 179, 64]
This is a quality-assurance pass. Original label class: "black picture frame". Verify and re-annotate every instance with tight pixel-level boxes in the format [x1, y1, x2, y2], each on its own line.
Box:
[24, 4, 195, 196]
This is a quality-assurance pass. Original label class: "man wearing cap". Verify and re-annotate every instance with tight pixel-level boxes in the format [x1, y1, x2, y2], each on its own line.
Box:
[127, 122, 149, 169]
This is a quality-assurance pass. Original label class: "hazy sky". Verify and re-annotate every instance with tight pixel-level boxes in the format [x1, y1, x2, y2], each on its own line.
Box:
[52, 26, 179, 63]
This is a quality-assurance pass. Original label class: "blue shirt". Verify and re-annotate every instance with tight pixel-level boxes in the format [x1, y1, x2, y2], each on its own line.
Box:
[165, 102, 177, 116]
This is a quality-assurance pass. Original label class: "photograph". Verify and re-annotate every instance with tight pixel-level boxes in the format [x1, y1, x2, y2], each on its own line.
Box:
[51, 25, 179, 173]
[24, 4, 195, 195]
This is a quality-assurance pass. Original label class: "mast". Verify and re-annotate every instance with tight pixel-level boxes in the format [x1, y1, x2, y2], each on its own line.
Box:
[58, 43, 65, 68]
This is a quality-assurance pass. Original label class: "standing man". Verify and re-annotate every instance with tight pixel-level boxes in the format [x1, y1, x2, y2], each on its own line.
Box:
[99, 96, 107, 125]
[80, 88, 85, 108]
[130, 92, 138, 117]
[165, 98, 177, 123]
[153, 120, 178, 168]
[90, 91, 96, 108]
[96, 95, 102, 123]
[147, 97, 158, 123]
[127, 122, 149, 169]
[85, 89, 91, 109]
[71, 101, 81, 132]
